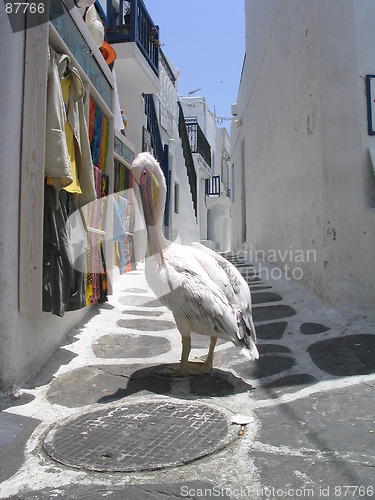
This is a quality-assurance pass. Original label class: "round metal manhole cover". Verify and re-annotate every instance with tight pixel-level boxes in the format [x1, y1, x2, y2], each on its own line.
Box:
[43, 401, 237, 472]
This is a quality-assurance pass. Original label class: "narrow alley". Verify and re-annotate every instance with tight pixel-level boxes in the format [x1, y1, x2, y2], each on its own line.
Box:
[1, 0, 375, 498]
[1, 254, 374, 499]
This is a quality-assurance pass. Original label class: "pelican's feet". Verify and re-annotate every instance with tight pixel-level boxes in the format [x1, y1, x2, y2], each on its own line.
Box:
[179, 360, 212, 376]
[155, 360, 212, 377]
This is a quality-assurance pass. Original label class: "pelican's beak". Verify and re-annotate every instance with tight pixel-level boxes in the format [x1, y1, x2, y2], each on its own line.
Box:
[137, 167, 164, 265]
[138, 168, 155, 227]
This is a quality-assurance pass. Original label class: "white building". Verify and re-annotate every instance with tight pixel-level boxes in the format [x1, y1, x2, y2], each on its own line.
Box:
[180, 96, 232, 250]
[230, 0, 375, 311]
[0, 1, 127, 388]
[152, 53, 200, 245]
[0, 0, 219, 389]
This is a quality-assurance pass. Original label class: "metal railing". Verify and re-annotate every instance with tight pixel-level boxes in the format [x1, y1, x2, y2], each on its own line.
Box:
[144, 94, 169, 230]
[185, 121, 211, 168]
[100, 0, 159, 75]
[144, 94, 163, 164]
[160, 50, 176, 86]
[178, 102, 197, 218]
[205, 175, 231, 198]
[205, 175, 220, 196]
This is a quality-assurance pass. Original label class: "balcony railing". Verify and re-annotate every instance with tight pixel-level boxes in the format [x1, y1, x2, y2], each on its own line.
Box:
[185, 121, 211, 169]
[178, 103, 197, 218]
[144, 94, 170, 231]
[205, 175, 220, 196]
[160, 50, 176, 86]
[99, 0, 159, 76]
[205, 175, 231, 198]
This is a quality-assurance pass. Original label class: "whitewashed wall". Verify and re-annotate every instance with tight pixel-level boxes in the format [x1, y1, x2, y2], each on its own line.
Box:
[155, 60, 200, 245]
[180, 97, 224, 246]
[231, 0, 375, 311]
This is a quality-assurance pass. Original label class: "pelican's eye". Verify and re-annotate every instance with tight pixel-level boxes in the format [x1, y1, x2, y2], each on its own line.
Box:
[138, 167, 149, 186]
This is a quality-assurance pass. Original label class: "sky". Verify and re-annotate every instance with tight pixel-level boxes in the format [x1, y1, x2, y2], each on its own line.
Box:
[145, 0, 246, 131]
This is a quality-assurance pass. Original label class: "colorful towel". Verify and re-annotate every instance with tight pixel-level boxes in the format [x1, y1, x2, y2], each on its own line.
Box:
[114, 158, 132, 193]
[89, 97, 109, 173]
[86, 166, 109, 305]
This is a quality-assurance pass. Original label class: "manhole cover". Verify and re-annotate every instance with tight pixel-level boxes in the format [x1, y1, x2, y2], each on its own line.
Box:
[44, 401, 236, 472]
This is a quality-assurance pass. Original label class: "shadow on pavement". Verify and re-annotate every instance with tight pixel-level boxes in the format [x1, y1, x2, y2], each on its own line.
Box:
[97, 365, 254, 403]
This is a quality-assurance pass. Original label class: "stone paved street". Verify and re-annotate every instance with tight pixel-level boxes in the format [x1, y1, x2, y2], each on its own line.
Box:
[1, 254, 375, 499]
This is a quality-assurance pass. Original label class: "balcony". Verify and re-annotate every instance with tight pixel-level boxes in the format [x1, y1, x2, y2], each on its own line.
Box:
[205, 175, 231, 198]
[205, 175, 220, 196]
[98, 0, 159, 76]
[205, 175, 231, 211]
[96, 0, 159, 151]
[185, 121, 212, 176]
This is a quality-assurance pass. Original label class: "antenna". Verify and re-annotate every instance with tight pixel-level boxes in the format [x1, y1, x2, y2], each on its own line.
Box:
[188, 87, 202, 96]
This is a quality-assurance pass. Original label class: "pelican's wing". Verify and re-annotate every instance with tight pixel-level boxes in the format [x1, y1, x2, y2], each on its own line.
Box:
[191, 243, 258, 358]
[191, 242, 252, 309]
[156, 250, 239, 340]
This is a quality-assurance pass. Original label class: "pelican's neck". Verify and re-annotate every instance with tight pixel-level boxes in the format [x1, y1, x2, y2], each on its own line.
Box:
[146, 163, 169, 260]
[153, 164, 166, 225]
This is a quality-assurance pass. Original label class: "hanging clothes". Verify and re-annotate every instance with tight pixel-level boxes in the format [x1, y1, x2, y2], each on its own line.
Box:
[89, 96, 109, 173]
[45, 46, 96, 206]
[113, 193, 136, 274]
[86, 166, 109, 305]
[43, 46, 99, 315]
[42, 184, 86, 316]
[61, 77, 82, 195]
[113, 158, 135, 273]
[114, 158, 131, 193]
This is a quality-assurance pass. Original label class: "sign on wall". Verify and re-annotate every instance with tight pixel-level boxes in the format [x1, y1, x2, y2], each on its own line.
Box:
[366, 75, 375, 135]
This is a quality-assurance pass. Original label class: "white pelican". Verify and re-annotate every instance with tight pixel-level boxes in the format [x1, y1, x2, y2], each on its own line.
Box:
[130, 152, 259, 375]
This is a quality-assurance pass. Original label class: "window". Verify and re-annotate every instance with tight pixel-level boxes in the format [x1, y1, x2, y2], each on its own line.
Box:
[174, 182, 180, 214]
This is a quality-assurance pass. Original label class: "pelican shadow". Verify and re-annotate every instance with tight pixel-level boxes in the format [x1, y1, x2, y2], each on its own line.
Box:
[98, 364, 253, 403]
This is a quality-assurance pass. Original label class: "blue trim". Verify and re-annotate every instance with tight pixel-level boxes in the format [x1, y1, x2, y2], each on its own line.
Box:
[105, 0, 159, 76]
[163, 145, 170, 232]
[366, 75, 375, 136]
[136, 40, 159, 76]
[95, 1, 108, 25]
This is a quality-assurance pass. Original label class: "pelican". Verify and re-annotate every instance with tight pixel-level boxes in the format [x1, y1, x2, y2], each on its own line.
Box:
[130, 152, 259, 376]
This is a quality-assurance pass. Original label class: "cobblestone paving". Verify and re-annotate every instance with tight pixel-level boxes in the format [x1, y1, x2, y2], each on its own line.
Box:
[1, 253, 375, 499]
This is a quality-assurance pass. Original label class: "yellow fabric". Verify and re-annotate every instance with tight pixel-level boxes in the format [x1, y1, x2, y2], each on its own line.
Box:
[61, 77, 82, 194]
[86, 282, 93, 306]
[152, 173, 159, 208]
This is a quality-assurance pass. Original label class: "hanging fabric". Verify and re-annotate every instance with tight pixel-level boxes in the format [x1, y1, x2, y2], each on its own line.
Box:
[113, 192, 136, 274]
[43, 46, 98, 316]
[89, 96, 109, 173]
[86, 166, 109, 305]
[60, 77, 82, 195]
[45, 46, 96, 206]
[42, 185, 86, 316]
